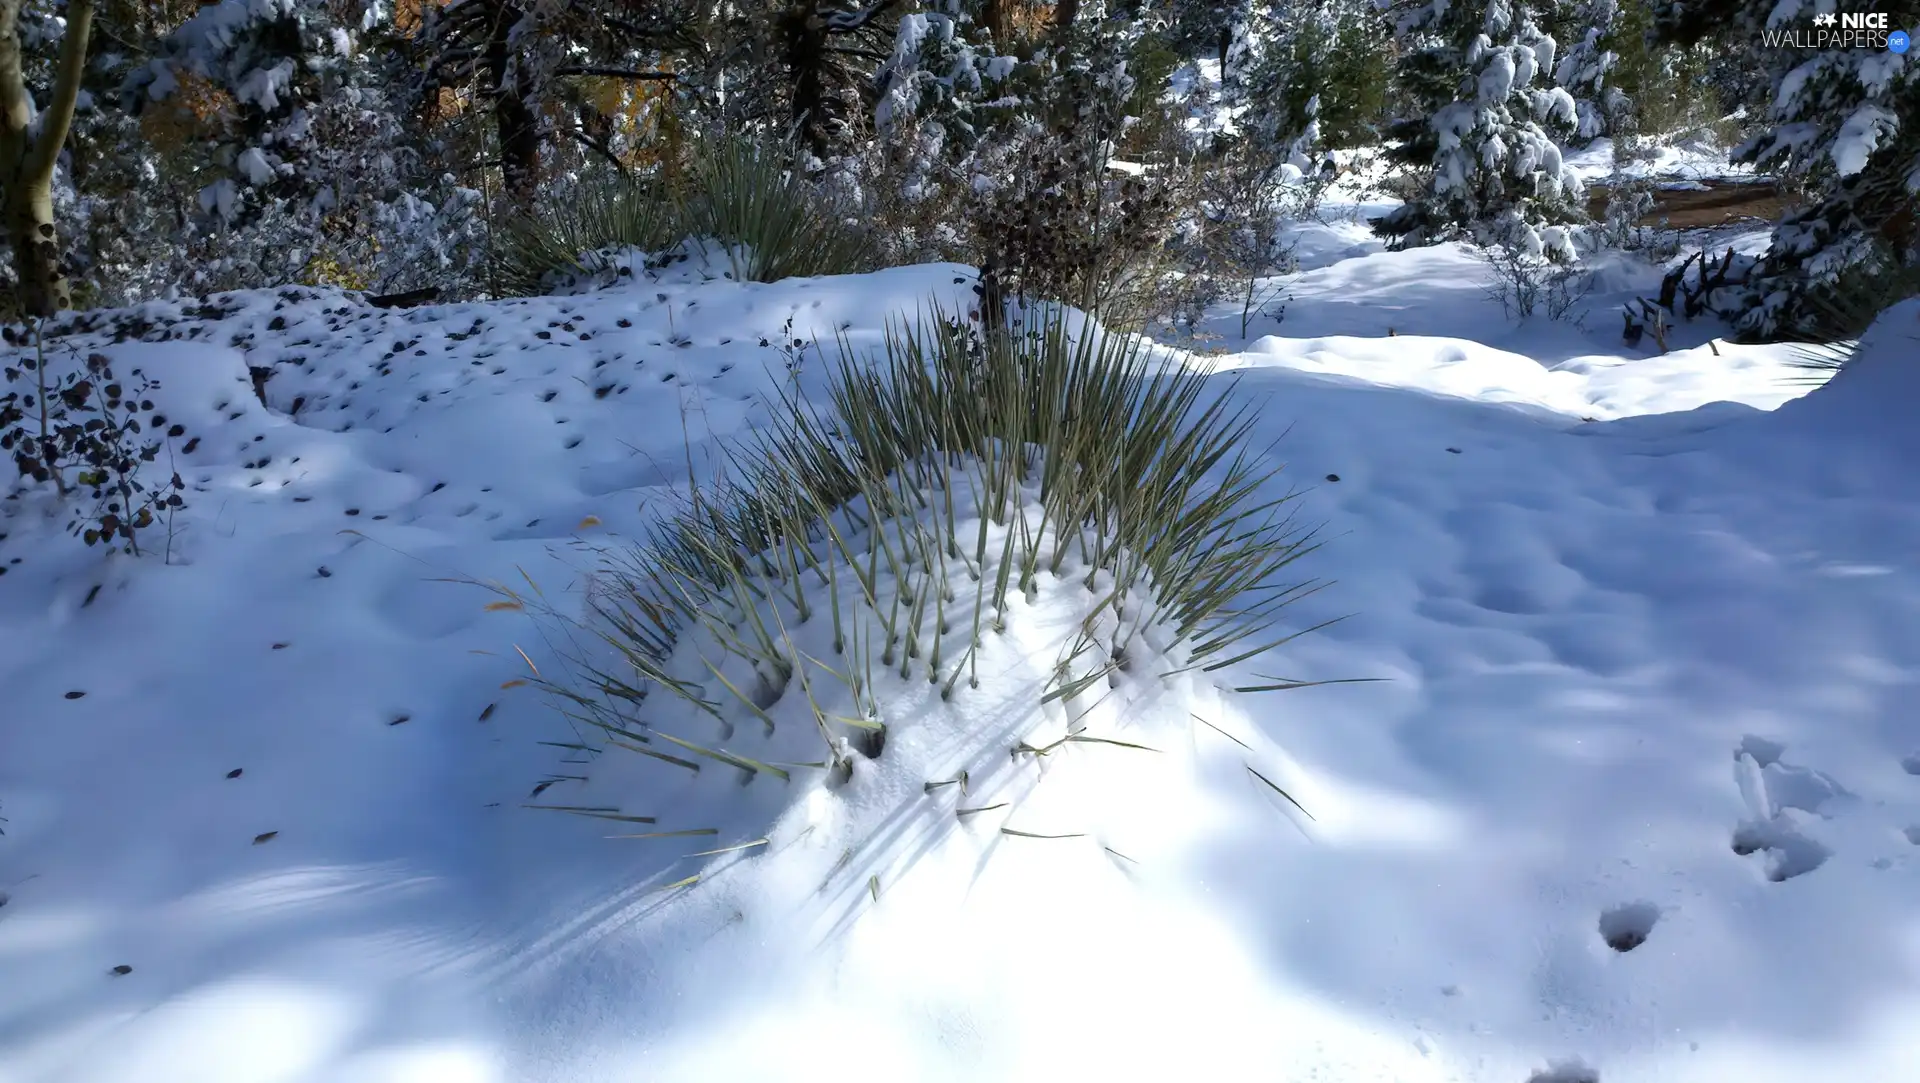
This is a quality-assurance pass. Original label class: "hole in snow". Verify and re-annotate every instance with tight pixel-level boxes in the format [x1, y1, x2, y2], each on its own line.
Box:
[852, 723, 887, 761]
[1598, 902, 1658, 952]
[1732, 820, 1830, 881]
[1901, 754, 1920, 776]
[1903, 825, 1920, 846]
[749, 667, 788, 711]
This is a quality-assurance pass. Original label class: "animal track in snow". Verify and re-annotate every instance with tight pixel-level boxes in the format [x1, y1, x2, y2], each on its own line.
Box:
[1730, 820, 1831, 881]
[1731, 736, 1848, 882]
[1597, 902, 1659, 952]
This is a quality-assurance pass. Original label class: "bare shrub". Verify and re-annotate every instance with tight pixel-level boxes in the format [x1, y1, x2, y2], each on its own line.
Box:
[1475, 240, 1593, 322]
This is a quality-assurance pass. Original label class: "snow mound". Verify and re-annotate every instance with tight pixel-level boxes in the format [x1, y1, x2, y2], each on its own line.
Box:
[1770, 298, 1920, 448]
[2, 264, 1918, 1083]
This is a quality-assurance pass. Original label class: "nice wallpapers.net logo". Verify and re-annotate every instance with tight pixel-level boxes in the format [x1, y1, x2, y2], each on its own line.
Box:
[1761, 10, 1911, 51]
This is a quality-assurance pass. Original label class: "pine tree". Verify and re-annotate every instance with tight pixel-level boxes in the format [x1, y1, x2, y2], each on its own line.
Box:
[1549, 0, 1630, 143]
[1654, 0, 1919, 339]
[1377, 0, 1584, 258]
[871, 0, 1014, 203]
[1240, 0, 1392, 150]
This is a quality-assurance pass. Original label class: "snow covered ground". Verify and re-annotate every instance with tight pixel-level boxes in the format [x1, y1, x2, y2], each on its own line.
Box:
[2, 246, 1919, 1083]
[1561, 133, 1760, 186]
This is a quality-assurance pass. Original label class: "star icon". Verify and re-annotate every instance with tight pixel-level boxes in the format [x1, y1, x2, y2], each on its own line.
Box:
[1812, 11, 1837, 25]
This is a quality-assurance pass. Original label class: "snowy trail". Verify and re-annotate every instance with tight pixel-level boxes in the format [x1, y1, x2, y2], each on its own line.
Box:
[1, 266, 1916, 1083]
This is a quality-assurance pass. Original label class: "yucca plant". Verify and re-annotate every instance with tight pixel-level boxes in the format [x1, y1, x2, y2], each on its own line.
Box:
[487, 172, 675, 297]
[674, 134, 879, 284]
[489, 137, 877, 297]
[504, 303, 1333, 806]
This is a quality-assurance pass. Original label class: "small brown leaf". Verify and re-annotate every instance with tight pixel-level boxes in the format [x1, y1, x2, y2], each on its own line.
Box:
[226, 768, 243, 779]
[252, 831, 278, 845]
[110, 964, 133, 976]
[64, 690, 86, 700]
[478, 702, 496, 722]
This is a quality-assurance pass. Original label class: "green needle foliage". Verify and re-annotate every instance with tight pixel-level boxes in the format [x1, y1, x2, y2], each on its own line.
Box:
[1786, 262, 1920, 385]
[539, 304, 1324, 786]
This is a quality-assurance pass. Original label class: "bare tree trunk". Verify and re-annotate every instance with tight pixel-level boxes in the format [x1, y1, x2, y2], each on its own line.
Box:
[482, 0, 541, 207]
[0, 0, 95, 317]
[1050, 0, 1079, 36]
[779, 3, 835, 163]
[980, 0, 1011, 46]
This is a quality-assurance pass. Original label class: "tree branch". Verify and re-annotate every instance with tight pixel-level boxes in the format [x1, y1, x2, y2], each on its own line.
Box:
[554, 65, 677, 80]
[822, 0, 901, 33]
[600, 14, 680, 40]
[560, 124, 630, 174]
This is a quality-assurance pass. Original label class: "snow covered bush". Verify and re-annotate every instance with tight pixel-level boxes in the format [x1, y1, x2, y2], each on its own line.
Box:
[1474, 234, 1591, 320]
[1589, 177, 1678, 260]
[963, 3, 1197, 320]
[870, 0, 1016, 204]
[116, 0, 486, 300]
[1188, 162, 1302, 337]
[1376, 0, 1585, 257]
[508, 303, 1322, 802]
[122, 0, 369, 228]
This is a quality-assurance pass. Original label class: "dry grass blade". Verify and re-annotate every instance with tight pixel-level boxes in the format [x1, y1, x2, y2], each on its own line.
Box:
[1246, 764, 1315, 822]
[686, 838, 771, 858]
[1064, 735, 1161, 752]
[956, 802, 1009, 816]
[522, 804, 621, 813]
[1192, 713, 1251, 749]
